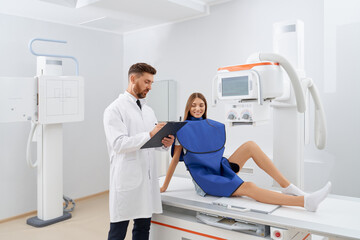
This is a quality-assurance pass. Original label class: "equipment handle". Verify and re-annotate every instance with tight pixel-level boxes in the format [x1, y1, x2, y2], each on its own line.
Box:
[26, 122, 39, 168]
[29, 38, 79, 75]
[308, 80, 327, 149]
[211, 75, 218, 107]
[250, 69, 263, 105]
[227, 205, 250, 212]
[258, 52, 306, 113]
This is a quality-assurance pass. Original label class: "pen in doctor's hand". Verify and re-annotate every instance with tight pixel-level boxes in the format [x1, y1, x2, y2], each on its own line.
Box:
[150, 122, 165, 138]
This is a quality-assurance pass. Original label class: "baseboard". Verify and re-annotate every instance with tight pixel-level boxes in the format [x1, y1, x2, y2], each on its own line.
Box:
[0, 190, 109, 224]
[75, 190, 109, 202]
[0, 211, 37, 224]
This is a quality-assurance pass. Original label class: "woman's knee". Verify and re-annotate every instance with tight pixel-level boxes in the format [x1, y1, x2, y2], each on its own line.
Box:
[242, 181, 256, 189]
[233, 181, 257, 196]
[244, 141, 258, 150]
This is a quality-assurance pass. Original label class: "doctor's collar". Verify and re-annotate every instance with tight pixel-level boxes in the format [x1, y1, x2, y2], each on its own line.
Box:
[124, 91, 146, 104]
[125, 90, 137, 100]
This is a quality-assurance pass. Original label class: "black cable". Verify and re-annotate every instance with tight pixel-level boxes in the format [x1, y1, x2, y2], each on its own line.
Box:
[63, 195, 76, 212]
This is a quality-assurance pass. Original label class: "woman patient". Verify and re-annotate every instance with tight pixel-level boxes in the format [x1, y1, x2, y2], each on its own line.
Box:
[160, 92, 331, 212]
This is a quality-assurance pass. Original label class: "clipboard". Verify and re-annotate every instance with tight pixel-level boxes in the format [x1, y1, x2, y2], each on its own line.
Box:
[141, 121, 187, 149]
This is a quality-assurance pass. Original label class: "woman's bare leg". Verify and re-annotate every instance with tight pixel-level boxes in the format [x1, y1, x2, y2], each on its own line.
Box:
[228, 141, 290, 188]
[233, 182, 304, 207]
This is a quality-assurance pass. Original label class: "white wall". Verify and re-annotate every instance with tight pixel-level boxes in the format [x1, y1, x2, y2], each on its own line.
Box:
[1, 0, 359, 221]
[0, 13, 123, 220]
[124, 0, 360, 198]
[321, 0, 360, 197]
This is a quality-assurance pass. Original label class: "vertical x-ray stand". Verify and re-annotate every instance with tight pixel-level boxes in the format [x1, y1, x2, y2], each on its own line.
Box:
[23, 38, 84, 227]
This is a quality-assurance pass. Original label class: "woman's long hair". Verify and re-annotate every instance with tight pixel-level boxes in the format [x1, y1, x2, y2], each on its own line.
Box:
[183, 93, 207, 121]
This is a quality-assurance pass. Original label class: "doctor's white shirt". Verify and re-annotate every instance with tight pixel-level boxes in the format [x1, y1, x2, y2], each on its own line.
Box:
[103, 91, 162, 222]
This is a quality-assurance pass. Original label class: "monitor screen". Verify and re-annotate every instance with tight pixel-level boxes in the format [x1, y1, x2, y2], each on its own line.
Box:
[221, 76, 249, 97]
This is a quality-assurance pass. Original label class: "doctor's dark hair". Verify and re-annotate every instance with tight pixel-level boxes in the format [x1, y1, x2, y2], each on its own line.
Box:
[183, 92, 207, 120]
[128, 63, 157, 78]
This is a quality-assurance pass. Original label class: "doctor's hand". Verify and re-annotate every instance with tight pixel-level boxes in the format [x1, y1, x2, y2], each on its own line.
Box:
[162, 135, 175, 148]
[150, 123, 165, 138]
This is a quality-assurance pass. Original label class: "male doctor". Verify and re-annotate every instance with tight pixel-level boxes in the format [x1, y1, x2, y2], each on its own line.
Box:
[103, 63, 174, 240]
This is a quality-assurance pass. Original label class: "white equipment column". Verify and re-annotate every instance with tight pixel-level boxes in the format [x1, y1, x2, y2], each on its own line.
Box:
[27, 56, 71, 226]
[37, 123, 64, 221]
[26, 38, 84, 227]
[273, 106, 304, 188]
[272, 20, 305, 188]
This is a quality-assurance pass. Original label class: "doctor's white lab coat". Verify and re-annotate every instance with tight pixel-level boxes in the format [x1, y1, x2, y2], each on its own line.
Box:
[103, 91, 162, 222]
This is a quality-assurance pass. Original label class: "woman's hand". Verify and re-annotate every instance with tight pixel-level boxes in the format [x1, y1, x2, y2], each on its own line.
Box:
[160, 145, 181, 194]
[160, 185, 167, 193]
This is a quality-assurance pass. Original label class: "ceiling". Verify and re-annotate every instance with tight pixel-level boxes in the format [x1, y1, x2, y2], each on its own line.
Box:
[0, 0, 231, 34]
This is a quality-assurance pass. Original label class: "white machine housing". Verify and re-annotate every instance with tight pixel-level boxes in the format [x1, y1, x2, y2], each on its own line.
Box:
[0, 77, 37, 123]
[37, 75, 84, 124]
[36, 56, 84, 124]
[216, 62, 286, 125]
[225, 101, 271, 125]
[217, 62, 284, 102]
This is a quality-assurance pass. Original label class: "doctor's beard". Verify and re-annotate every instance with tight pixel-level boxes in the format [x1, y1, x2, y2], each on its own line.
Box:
[132, 83, 149, 99]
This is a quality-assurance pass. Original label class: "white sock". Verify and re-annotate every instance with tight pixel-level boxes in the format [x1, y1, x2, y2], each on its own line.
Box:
[304, 182, 332, 212]
[282, 183, 307, 196]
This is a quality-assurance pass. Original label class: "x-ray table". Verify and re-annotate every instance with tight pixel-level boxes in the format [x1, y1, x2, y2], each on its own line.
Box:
[151, 176, 360, 240]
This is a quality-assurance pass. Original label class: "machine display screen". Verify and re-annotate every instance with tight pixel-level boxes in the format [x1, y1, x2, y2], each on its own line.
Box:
[221, 76, 249, 97]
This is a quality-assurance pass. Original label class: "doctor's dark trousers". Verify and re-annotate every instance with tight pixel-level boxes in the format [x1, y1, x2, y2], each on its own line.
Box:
[108, 217, 152, 240]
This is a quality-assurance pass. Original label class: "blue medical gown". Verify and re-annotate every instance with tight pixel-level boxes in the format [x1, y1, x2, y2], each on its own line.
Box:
[174, 118, 244, 197]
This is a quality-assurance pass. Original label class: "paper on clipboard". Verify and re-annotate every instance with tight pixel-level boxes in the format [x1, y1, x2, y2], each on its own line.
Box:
[141, 121, 187, 149]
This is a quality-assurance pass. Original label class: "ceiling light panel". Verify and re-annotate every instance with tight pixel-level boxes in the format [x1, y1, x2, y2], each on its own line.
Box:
[39, 0, 101, 8]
